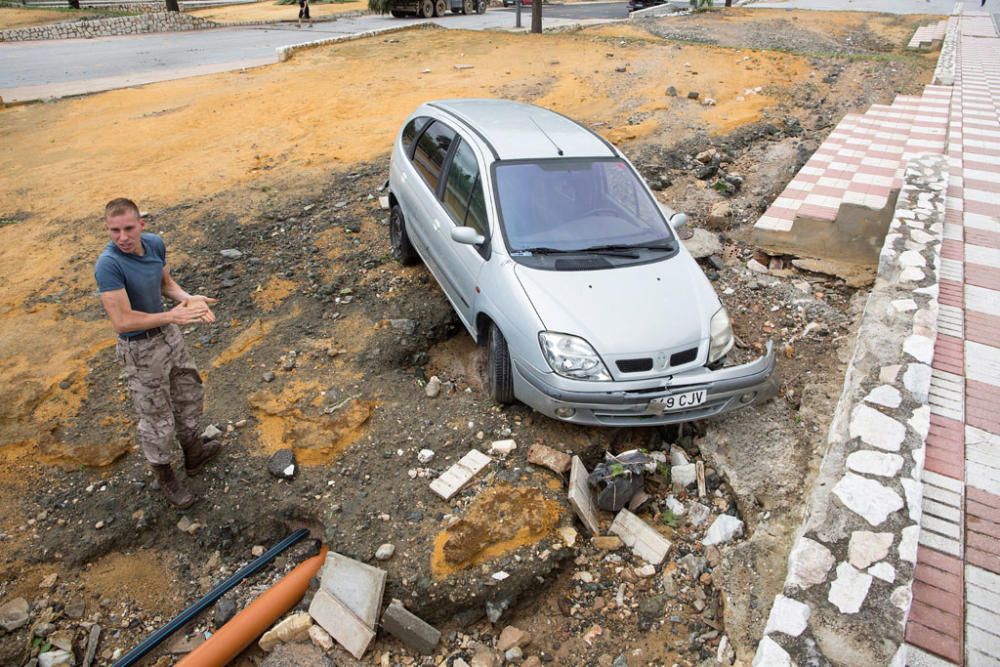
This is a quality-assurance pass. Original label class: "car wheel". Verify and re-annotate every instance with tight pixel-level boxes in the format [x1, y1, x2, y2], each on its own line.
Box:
[419, 0, 434, 17]
[462, 0, 474, 12]
[487, 323, 515, 405]
[434, 0, 446, 14]
[476, 0, 486, 12]
[389, 204, 419, 265]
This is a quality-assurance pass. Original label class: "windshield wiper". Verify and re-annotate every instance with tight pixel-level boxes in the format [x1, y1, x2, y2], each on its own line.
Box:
[511, 247, 577, 256]
[576, 242, 676, 253]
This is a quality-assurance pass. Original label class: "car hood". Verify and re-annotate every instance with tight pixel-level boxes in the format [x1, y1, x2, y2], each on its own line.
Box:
[513, 254, 720, 358]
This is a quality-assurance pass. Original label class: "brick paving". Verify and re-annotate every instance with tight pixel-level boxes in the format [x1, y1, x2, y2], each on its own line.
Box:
[904, 5, 1000, 664]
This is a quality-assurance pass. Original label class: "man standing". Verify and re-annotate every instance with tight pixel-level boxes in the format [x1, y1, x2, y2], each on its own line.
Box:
[95, 198, 221, 508]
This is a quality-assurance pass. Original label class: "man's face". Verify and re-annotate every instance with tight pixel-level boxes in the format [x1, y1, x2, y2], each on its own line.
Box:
[105, 211, 145, 255]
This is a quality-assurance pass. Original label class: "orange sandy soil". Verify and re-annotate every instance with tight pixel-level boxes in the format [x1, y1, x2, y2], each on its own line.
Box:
[0, 6, 112, 29]
[188, 0, 367, 23]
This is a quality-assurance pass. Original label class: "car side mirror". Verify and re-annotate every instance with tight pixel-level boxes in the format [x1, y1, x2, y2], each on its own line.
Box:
[669, 212, 688, 231]
[451, 227, 485, 246]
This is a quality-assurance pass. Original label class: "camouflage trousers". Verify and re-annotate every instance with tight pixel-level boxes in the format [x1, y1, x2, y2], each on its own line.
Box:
[116, 324, 205, 465]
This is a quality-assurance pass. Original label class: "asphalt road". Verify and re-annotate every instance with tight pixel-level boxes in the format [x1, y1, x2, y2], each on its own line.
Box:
[0, 3, 626, 102]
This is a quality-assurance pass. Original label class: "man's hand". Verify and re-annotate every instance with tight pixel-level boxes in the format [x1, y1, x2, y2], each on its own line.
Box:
[170, 299, 215, 325]
[185, 295, 218, 323]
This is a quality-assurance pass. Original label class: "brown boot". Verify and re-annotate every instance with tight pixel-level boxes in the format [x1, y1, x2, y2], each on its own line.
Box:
[182, 438, 221, 475]
[152, 464, 196, 508]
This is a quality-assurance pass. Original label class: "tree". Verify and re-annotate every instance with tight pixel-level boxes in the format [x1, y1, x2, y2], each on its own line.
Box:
[530, 0, 541, 33]
[165, 0, 180, 10]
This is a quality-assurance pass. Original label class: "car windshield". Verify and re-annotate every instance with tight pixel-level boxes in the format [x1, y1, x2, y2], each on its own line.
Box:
[494, 158, 673, 254]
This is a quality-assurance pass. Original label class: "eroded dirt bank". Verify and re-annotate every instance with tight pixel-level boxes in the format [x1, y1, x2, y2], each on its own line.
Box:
[0, 10, 936, 666]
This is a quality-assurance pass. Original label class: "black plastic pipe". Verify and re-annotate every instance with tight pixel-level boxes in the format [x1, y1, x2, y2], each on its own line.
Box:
[113, 527, 311, 667]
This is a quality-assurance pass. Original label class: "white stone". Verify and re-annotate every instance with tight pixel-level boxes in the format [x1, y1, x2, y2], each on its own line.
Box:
[901, 478, 923, 521]
[763, 595, 811, 637]
[903, 364, 932, 402]
[786, 537, 834, 589]
[202, 424, 222, 439]
[702, 514, 744, 546]
[417, 449, 435, 464]
[558, 526, 578, 548]
[890, 584, 913, 612]
[828, 562, 873, 613]
[911, 446, 924, 479]
[910, 228, 935, 244]
[309, 624, 335, 651]
[669, 446, 690, 466]
[490, 439, 517, 456]
[752, 636, 792, 666]
[904, 335, 935, 364]
[849, 405, 905, 451]
[848, 531, 894, 569]
[864, 385, 902, 408]
[687, 502, 711, 526]
[880, 365, 902, 384]
[909, 405, 931, 439]
[899, 250, 926, 267]
[868, 562, 896, 583]
[899, 525, 919, 563]
[832, 473, 904, 526]
[900, 267, 925, 283]
[375, 543, 395, 561]
[846, 450, 905, 477]
[671, 463, 697, 492]
[889, 298, 918, 314]
[664, 495, 685, 516]
[38, 651, 75, 667]
[635, 564, 656, 578]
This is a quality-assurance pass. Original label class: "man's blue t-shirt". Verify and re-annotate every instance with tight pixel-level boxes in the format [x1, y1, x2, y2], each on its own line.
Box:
[95, 233, 166, 337]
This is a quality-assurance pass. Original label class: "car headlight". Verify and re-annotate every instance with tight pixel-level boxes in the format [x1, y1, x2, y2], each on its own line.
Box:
[709, 307, 734, 363]
[538, 332, 612, 381]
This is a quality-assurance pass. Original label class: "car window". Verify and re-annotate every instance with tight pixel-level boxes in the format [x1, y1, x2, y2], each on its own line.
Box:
[413, 121, 456, 194]
[442, 140, 488, 236]
[402, 116, 431, 156]
[494, 158, 671, 252]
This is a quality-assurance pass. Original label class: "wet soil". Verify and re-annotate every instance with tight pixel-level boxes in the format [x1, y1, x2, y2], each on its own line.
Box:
[0, 8, 936, 666]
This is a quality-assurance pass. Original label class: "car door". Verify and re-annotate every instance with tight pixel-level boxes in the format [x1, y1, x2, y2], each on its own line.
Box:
[435, 136, 490, 328]
[404, 118, 457, 278]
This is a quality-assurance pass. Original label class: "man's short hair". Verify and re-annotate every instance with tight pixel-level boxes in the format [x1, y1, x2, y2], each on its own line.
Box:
[105, 198, 140, 220]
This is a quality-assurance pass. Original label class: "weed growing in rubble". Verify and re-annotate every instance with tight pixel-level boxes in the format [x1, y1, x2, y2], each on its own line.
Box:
[661, 510, 679, 528]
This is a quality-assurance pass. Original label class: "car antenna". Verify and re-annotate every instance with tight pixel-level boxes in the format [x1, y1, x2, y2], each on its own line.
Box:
[530, 116, 564, 156]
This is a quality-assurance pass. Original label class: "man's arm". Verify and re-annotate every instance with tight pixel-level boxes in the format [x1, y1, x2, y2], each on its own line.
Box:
[100, 289, 208, 334]
[161, 266, 218, 322]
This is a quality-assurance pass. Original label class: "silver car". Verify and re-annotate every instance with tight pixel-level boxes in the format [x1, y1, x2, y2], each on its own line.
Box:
[386, 99, 776, 426]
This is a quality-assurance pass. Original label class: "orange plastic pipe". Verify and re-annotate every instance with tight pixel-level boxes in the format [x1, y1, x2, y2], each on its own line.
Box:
[177, 546, 328, 667]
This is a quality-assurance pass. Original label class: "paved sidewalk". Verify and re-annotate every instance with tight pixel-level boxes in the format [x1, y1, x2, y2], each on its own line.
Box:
[903, 8, 1000, 666]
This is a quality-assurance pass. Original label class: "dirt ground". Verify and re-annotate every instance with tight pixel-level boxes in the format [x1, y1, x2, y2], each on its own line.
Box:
[0, 9, 937, 666]
[0, 7, 118, 29]
[188, 0, 368, 23]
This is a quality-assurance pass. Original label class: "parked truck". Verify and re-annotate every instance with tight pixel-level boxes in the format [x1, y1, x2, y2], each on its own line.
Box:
[369, 0, 486, 17]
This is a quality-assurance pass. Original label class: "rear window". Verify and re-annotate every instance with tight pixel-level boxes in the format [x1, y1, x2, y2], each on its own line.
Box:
[401, 116, 430, 155]
[413, 121, 456, 193]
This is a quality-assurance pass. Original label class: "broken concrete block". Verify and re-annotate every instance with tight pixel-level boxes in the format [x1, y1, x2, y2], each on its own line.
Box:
[669, 447, 690, 466]
[671, 463, 697, 492]
[702, 514, 744, 546]
[381, 601, 441, 655]
[430, 449, 491, 500]
[318, 552, 386, 629]
[568, 456, 601, 535]
[378, 195, 389, 210]
[38, 650, 75, 667]
[0, 597, 29, 632]
[308, 589, 375, 660]
[259, 612, 312, 652]
[490, 439, 517, 456]
[527, 443, 571, 475]
[308, 624, 334, 651]
[610, 508, 672, 565]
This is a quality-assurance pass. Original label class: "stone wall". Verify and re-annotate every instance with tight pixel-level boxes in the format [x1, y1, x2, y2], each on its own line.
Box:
[753, 154, 948, 666]
[0, 11, 216, 41]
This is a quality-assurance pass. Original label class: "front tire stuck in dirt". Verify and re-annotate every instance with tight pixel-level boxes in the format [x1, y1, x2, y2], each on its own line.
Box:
[488, 323, 515, 404]
[389, 204, 420, 265]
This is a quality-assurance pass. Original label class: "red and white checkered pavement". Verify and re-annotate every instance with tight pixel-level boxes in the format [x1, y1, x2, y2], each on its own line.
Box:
[902, 8, 1000, 667]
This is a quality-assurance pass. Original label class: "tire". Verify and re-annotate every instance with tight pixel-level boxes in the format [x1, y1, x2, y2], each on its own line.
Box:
[390, 9, 406, 16]
[462, 0, 473, 11]
[434, 0, 446, 15]
[389, 204, 419, 265]
[487, 323, 515, 405]
[419, 0, 434, 17]
[476, 0, 486, 13]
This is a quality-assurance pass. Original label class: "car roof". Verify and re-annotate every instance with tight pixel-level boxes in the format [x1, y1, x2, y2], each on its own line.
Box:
[426, 99, 617, 161]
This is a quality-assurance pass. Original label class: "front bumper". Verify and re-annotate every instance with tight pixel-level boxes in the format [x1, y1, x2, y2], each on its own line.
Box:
[512, 342, 778, 426]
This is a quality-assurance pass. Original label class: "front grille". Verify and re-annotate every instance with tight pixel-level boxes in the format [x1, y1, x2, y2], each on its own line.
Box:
[670, 347, 698, 366]
[616, 358, 653, 373]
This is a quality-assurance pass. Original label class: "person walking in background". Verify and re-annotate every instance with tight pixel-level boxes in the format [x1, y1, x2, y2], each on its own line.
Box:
[95, 198, 221, 508]
[298, 0, 312, 27]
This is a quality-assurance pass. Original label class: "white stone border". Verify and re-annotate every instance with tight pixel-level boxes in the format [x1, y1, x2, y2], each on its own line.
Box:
[275, 20, 436, 61]
[753, 153, 949, 667]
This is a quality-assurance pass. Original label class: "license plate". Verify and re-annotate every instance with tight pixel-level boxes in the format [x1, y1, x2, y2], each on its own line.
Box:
[649, 389, 707, 414]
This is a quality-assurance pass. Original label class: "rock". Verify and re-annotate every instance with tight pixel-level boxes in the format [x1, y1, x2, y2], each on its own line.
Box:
[527, 444, 571, 475]
[470, 641, 500, 667]
[505, 647, 524, 661]
[664, 495, 685, 516]
[389, 318, 416, 334]
[259, 612, 313, 652]
[38, 650, 75, 667]
[558, 526, 577, 548]
[686, 502, 711, 526]
[592, 535, 622, 550]
[706, 202, 732, 229]
[702, 515, 744, 546]
[0, 597, 29, 631]
[375, 543, 395, 561]
[847, 531, 893, 569]
[832, 473, 904, 526]
[705, 545, 721, 567]
[39, 573, 58, 589]
[827, 562, 873, 613]
[747, 258, 769, 274]
[417, 449, 435, 464]
[522, 658, 543, 667]
[201, 424, 222, 439]
[267, 449, 297, 479]
[50, 630, 74, 652]
[263, 371, 276, 383]
[497, 625, 532, 651]
[635, 564, 656, 577]
[215, 596, 238, 627]
[666, 86, 677, 96]
[682, 228, 722, 259]
[490, 439, 516, 456]
[220, 248, 243, 259]
[787, 537, 835, 588]
[424, 376, 442, 398]
[177, 516, 199, 534]
[65, 597, 86, 620]
[702, 97, 716, 106]
[679, 553, 706, 577]
[687, 91, 700, 100]
[308, 624, 334, 651]
[671, 463, 697, 492]
[763, 594, 810, 637]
